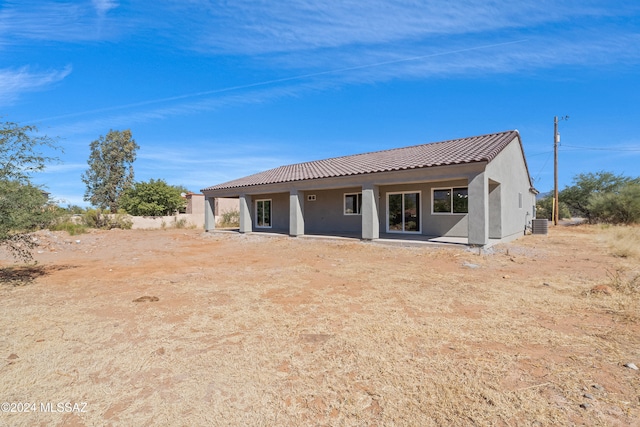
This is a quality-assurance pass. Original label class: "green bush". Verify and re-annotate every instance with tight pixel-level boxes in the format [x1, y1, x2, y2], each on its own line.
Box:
[588, 182, 640, 225]
[82, 208, 132, 230]
[49, 218, 88, 236]
[119, 179, 187, 216]
[219, 209, 240, 228]
[560, 171, 640, 224]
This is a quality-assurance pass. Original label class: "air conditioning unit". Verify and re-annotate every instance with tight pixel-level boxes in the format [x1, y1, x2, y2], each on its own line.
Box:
[532, 219, 548, 235]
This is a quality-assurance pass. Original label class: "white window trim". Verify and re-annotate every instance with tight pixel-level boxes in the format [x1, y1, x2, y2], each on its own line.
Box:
[431, 187, 468, 215]
[386, 191, 422, 234]
[255, 199, 272, 229]
[343, 192, 362, 215]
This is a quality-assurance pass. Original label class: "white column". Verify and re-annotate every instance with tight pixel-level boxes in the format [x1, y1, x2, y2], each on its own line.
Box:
[361, 185, 379, 240]
[239, 194, 252, 233]
[289, 190, 305, 237]
[204, 196, 215, 231]
[468, 172, 488, 246]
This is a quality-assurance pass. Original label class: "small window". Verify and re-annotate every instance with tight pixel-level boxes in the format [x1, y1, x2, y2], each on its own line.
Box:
[344, 193, 362, 215]
[432, 187, 468, 214]
[518, 192, 523, 209]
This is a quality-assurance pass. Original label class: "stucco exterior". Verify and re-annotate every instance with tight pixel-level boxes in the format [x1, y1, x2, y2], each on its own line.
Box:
[202, 131, 536, 246]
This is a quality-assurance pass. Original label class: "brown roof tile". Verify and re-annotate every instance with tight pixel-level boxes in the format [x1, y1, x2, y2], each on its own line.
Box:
[202, 130, 521, 191]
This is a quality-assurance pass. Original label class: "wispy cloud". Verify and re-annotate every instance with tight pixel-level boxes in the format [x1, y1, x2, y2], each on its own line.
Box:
[35, 26, 640, 134]
[92, 0, 119, 17]
[39, 163, 87, 174]
[0, 65, 72, 106]
[15, 0, 640, 137]
[173, 0, 636, 54]
[0, 0, 125, 43]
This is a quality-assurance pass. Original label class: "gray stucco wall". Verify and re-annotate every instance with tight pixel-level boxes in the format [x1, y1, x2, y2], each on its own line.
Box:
[289, 181, 473, 237]
[378, 181, 469, 237]
[252, 192, 289, 233]
[303, 187, 363, 235]
[486, 137, 534, 239]
[237, 181, 475, 238]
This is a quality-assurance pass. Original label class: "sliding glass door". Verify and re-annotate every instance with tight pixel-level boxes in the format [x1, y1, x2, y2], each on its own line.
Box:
[256, 199, 272, 228]
[387, 192, 420, 233]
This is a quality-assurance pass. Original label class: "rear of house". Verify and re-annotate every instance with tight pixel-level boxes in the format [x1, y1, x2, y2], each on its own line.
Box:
[201, 130, 537, 246]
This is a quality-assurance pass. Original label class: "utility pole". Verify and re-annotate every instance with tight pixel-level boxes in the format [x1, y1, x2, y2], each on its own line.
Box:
[553, 115, 569, 226]
[554, 116, 559, 226]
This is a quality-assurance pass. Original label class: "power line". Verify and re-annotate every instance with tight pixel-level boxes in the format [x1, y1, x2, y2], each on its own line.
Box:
[561, 144, 640, 152]
[532, 151, 553, 184]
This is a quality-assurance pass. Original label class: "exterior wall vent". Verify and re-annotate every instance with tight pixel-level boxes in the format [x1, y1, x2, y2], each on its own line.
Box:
[307, 195, 317, 201]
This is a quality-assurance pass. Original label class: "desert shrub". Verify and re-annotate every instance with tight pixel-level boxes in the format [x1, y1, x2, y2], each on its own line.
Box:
[588, 182, 640, 225]
[219, 209, 240, 228]
[606, 268, 640, 323]
[82, 208, 132, 230]
[174, 217, 188, 229]
[601, 225, 640, 259]
[561, 172, 640, 224]
[65, 205, 85, 215]
[49, 218, 88, 236]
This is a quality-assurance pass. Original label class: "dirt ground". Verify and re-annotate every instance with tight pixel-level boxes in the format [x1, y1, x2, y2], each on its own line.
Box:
[1, 225, 639, 426]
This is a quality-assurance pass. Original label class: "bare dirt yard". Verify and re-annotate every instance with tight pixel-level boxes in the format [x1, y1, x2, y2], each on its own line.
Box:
[1, 225, 639, 426]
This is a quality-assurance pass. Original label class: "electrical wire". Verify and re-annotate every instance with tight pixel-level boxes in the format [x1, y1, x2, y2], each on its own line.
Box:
[561, 144, 640, 152]
[532, 151, 553, 184]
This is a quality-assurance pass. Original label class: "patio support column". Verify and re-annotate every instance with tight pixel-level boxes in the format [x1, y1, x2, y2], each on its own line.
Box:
[289, 190, 305, 237]
[468, 171, 489, 246]
[362, 184, 379, 240]
[239, 194, 253, 233]
[204, 196, 215, 231]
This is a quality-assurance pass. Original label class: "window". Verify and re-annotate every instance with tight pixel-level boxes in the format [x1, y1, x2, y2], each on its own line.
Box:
[255, 199, 271, 228]
[387, 192, 420, 233]
[344, 193, 362, 215]
[518, 192, 523, 209]
[432, 187, 468, 214]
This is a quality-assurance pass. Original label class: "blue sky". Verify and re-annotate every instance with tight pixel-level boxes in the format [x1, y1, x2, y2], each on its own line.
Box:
[2, 0, 639, 206]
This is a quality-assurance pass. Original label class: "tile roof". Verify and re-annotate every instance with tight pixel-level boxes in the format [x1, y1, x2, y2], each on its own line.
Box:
[202, 130, 521, 191]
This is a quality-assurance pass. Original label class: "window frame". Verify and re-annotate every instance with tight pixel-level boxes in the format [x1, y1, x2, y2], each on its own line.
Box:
[344, 192, 362, 215]
[255, 199, 272, 228]
[431, 187, 469, 215]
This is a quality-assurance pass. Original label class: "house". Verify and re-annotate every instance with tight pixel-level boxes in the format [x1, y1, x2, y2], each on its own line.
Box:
[201, 130, 538, 246]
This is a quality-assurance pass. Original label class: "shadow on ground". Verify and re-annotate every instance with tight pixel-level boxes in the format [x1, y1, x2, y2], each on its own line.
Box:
[0, 265, 75, 286]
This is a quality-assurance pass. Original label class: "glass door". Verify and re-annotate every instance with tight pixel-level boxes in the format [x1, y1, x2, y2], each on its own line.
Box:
[387, 192, 420, 233]
[256, 199, 271, 228]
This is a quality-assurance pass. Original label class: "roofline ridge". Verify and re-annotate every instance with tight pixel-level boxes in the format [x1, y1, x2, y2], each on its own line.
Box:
[277, 129, 519, 168]
[201, 129, 520, 191]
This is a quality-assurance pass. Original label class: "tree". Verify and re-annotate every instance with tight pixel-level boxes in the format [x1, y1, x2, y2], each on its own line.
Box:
[560, 171, 640, 224]
[587, 182, 640, 224]
[119, 179, 188, 216]
[1, 121, 60, 261]
[1, 121, 59, 183]
[82, 129, 139, 212]
[536, 195, 571, 221]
